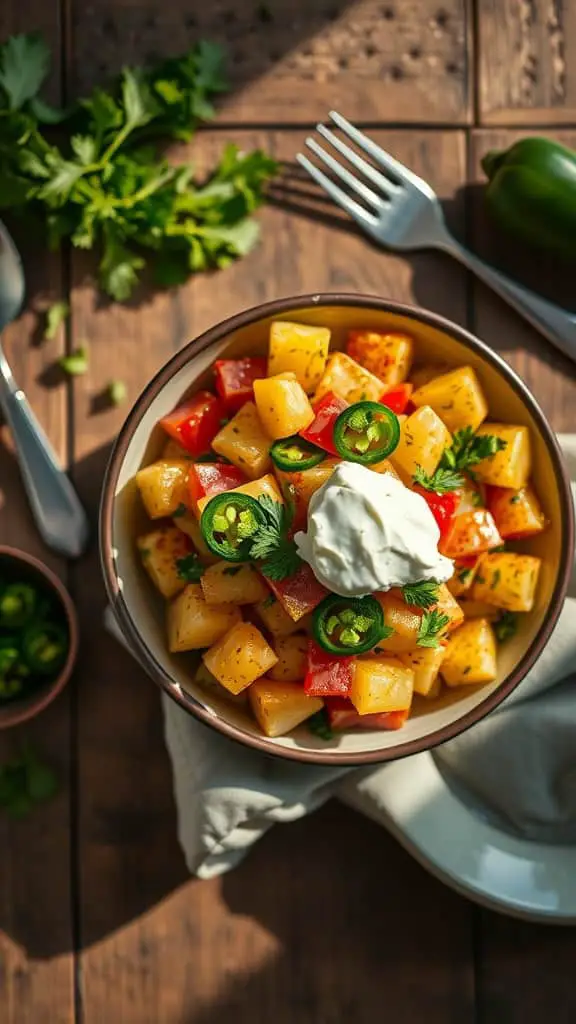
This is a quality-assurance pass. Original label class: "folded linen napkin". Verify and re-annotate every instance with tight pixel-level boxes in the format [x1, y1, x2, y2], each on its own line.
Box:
[105, 435, 576, 878]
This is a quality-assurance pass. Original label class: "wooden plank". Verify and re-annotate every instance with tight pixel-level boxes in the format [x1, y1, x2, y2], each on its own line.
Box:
[0, 5, 75, 1023]
[469, 129, 576, 432]
[70, 127, 474, 1023]
[478, 0, 576, 126]
[66, 0, 471, 124]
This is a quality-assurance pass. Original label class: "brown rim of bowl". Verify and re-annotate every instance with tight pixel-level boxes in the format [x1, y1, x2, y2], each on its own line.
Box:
[99, 293, 575, 766]
[0, 546, 79, 727]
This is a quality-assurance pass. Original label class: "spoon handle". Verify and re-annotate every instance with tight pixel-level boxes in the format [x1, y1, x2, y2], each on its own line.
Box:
[0, 367, 89, 558]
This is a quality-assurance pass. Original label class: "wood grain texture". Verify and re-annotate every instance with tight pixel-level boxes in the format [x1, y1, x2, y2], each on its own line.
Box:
[478, 0, 576, 125]
[0, 5, 75, 1023]
[66, 0, 471, 123]
[71, 128, 473, 1024]
[469, 129, 576, 432]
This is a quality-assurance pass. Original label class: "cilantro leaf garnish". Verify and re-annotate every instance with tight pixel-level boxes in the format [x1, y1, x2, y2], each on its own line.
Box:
[413, 465, 465, 494]
[176, 553, 204, 582]
[416, 610, 450, 648]
[402, 580, 440, 610]
[307, 709, 334, 741]
[413, 428, 507, 493]
[0, 33, 51, 110]
[494, 611, 518, 642]
[246, 495, 302, 581]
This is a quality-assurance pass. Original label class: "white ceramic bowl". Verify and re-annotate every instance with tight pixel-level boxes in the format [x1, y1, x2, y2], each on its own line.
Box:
[100, 295, 573, 765]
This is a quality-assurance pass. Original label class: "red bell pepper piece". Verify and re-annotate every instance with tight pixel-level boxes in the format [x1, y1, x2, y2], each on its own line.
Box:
[300, 391, 347, 456]
[214, 357, 267, 414]
[379, 382, 413, 415]
[304, 641, 353, 697]
[160, 391, 224, 457]
[325, 698, 409, 731]
[414, 486, 458, 539]
[264, 563, 328, 622]
[188, 462, 246, 515]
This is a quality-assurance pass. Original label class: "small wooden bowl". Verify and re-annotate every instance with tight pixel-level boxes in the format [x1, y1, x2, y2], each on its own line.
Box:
[0, 546, 78, 728]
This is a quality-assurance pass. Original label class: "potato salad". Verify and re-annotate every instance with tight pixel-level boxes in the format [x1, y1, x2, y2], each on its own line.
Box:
[134, 322, 545, 739]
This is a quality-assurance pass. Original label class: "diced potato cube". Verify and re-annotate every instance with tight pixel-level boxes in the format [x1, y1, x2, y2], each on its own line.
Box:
[389, 406, 452, 479]
[167, 584, 241, 652]
[254, 373, 314, 439]
[346, 330, 413, 386]
[471, 552, 541, 612]
[137, 526, 193, 599]
[253, 596, 309, 637]
[488, 484, 547, 539]
[458, 599, 499, 620]
[274, 458, 339, 529]
[184, 662, 248, 707]
[269, 634, 308, 682]
[249, 680, 323, 737]
[399, 646, 445, 696]
[412, 366, 488, 432]
[174, 511, 219, 563]
[212, 402, 271, 479]
[410, 363, 450, 389]
[136, 459, 190, 519]
[423, 675, 442, 700]
[203, 621, 278, 695]
[440, 510, 502, 559]
[472, 424, 532, 489]
[371, 458, 402, 478]
[200, 561, 270, 605]
[162, 438, 191, 461]
[441, 618, 497, 686]
[268, 321, 330, 393]
[434, 583, 465, 632]
[196, 472, 283, 517]
[350, 656, 414, 715]
[314, 352, 383, 404]
[375, 591, 422, 652]
[447, 558, 481, 598]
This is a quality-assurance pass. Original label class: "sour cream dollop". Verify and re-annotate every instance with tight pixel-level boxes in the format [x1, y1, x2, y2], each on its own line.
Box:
[294, 461, 453, 598]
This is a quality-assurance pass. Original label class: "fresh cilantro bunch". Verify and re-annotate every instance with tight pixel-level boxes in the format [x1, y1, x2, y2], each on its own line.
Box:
[249, 495, 301, 581]
[0, 34, 277, 300]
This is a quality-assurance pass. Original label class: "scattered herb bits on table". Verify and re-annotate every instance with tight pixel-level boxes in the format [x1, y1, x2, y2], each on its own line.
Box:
[0, 571, 70, 703]
[133, 323, 546, 739]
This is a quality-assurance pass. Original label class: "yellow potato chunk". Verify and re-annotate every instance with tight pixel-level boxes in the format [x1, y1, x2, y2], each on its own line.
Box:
[346, 330, 413, 386]
[162, 437, 191, 461]
[200, 561, 270, 605]
[274, 458, 339, 526]
[268, 321, 330, 393]
[389, 406, 452, 479]
[371, 458, 402, 478]
[211, 402, 271, 480]
[167, 584, 241, 653]
[399, 646, 446, 696]
[196, 472, 282, 517]
[458, 599, 499, 620]
[410, 363, 450, 390]
[268, 634, 308, 682]
[137, 526, 194, 599]
[203, 621, 278, 695]
[434, 583, 465, 633]
[471, 552, 541, 612]
[249, 680, 323, 737]
[350, 656, 414, 715]
[136, 459, 189, 519]
[375, 591, 422, 652]
[186, 662, 248, 707]
[488, 484, 547, 539]
[441, 618, 497, 686]
[447, 558, 481, 598]
[253, 596, 309, 637]
[173, 512, 219, 563]
[472, 424, 532, 489]
[411, 366, 488, 432]
[314, 351, 383, 404]
[253, 372, 314, 440]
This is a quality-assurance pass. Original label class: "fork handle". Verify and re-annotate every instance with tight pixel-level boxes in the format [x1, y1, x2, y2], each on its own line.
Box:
[442, 238, 576, 364]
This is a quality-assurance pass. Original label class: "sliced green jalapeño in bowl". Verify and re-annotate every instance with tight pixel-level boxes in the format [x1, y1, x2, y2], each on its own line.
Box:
[200, 492, 266, 562]
[333, 401, 400, 464]
[312, 594, 385, 655]
[269, 436, 325, 472]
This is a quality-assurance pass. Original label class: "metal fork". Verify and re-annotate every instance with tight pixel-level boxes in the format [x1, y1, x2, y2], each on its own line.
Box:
[297, 111, 576, 365]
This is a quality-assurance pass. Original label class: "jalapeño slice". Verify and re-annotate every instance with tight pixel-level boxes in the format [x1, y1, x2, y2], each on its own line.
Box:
[333, 401, 400, 464]
[313, 594, 384, 655]
[200, 492, 265, 562]
[22, 623, 69, 676]
[269, 436, 326, 472]
[0, 583, 37, 630]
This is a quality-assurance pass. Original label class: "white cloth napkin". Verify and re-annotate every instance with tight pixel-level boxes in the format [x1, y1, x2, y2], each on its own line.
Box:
[105, 435, 576, 878]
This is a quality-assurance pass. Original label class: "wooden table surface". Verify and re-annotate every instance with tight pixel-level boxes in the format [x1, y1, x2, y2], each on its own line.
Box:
[1, 1, 576, 1021]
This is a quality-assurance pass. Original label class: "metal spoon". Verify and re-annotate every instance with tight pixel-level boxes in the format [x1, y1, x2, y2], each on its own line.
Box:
[0, 219, 89, 558]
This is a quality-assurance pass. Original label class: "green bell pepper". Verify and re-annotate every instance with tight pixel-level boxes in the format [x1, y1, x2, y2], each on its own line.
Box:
[482, 137, 576, 259]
